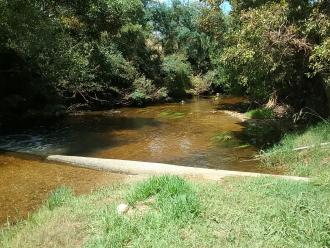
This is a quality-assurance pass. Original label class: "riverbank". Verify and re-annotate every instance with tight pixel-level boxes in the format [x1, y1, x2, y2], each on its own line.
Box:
[1, 121, 329, 247]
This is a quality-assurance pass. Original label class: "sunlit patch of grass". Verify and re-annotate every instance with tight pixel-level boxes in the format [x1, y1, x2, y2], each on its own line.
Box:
[88, 176, 201, 247]
[1, 175, 329, 247]
[159, 111, 186, 119]
[262, 121, 330, 183]
[127, 176, 200, 220]
[247, 108, 274, 119]
[46, 186, 73, 210]
[197, 177, 330, 247]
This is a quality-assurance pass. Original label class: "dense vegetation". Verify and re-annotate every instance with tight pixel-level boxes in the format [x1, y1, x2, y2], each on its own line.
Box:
[0, 0, 329, 125]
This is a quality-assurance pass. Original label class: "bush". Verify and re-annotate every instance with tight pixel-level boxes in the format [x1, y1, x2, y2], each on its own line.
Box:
[188, 75, 211, 95]
[162, 54, 192, 99]
[247, 107, 275, 119]
[128, 76, 168, 106]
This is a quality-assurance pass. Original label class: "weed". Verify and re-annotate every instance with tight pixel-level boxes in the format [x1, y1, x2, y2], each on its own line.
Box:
[46, 186, 73, 210]
[246, 108, 274, 119]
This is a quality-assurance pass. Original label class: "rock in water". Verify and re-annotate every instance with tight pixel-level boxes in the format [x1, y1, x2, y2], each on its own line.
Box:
[117, 203, 129, 214]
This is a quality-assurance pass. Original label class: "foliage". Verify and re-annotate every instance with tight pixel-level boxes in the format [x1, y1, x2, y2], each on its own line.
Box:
[162, 54, 192, 99]
[189, 75, 211, 95]
[219, 3, 308, 101]
[149, 0, 214, 74]
[0, 0, 161, 109]
[203, 0, 330, 114]
[0, 0, 223, 120]
[309, 38, 330, 86]
[0, 0, 329, 119]
[247, 108, 275, 119]
[128, 76, 168, 106]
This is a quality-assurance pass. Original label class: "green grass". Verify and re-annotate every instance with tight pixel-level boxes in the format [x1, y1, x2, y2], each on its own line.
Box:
[1, 122, 330, 247]
[246, 108, 274, 119]
[126, 176, 200, 220]
[46, 186, 74, 210]
[261, 121, 330, 184]
[1, 176, 329, 248]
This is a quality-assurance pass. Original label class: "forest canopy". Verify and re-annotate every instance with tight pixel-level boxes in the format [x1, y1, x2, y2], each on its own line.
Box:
[0, 0, 329, 120]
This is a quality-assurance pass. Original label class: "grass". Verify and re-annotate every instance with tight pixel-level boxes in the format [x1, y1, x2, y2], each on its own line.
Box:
[46, 186, 74, 210]
[1, 122, 329, 247]
[246, 107, 274, 119]
[240, 119, 285, 148]
[261, 121, 330, 183]
[1, 176, 329, 247]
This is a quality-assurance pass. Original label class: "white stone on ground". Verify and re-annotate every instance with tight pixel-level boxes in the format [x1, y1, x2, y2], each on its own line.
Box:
[117, 203, 129, 214]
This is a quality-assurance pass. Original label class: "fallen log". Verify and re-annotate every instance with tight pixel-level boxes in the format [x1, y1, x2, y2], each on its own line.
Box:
[292, 142, 330, 151]
[240, 142, 330, 162]
[47, 155, 309, 181]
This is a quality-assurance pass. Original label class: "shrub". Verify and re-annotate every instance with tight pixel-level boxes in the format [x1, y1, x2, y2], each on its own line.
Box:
[188, 75, 211, 95]
[162, 54, 192, 99]
[247, 107, 275, 119]
[128, 76, 168, 105]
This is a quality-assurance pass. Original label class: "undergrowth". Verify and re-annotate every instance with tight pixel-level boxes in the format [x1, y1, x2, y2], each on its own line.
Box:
[246, 108, 274, 119]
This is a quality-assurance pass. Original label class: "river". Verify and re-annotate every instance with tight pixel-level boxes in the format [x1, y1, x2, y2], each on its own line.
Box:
[0, 96, 275, 225]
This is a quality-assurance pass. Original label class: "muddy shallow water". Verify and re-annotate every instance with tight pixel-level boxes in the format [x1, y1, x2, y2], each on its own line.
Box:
[0, 153, 127, 225]
[0, 97, 266, 171]
[0, 97, 278, 225]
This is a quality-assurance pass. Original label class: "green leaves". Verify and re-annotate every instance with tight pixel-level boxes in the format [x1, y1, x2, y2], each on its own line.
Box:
[162, 54, 192, 98]
[215, 1, 330, 110]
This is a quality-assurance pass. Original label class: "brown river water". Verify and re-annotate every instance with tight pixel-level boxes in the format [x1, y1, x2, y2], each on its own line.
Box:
[0, 97, 277, 225]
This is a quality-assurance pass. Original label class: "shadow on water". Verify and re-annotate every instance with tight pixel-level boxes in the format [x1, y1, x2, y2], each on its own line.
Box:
[214, 96, 290, 149]
[0, 115, 162, 156]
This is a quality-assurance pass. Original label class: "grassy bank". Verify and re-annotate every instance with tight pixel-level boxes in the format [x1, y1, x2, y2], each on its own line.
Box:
[262, 121, 330, 184]
[1, 122, 329, 247]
